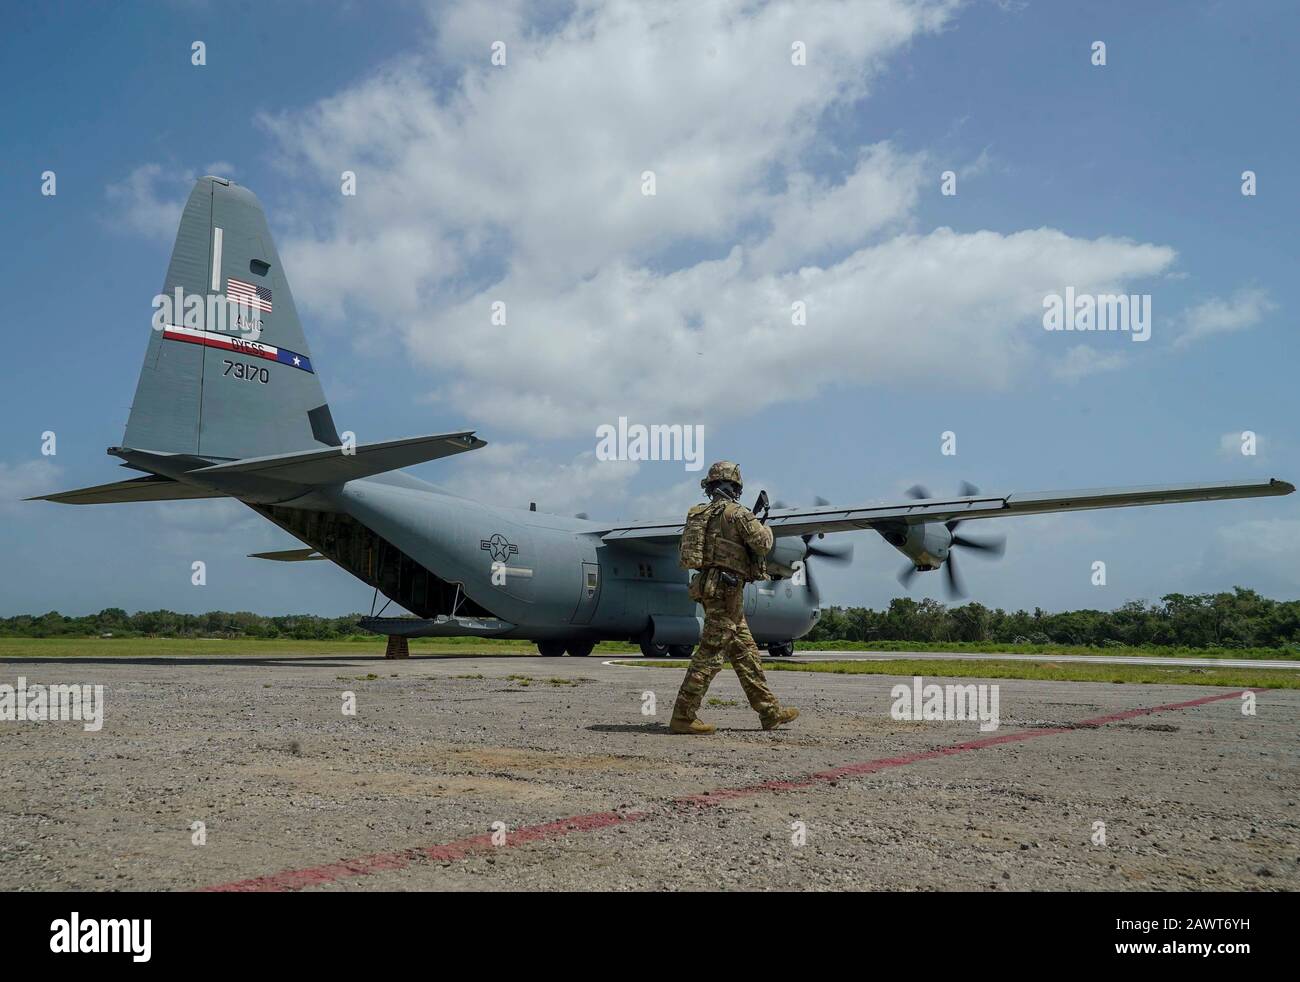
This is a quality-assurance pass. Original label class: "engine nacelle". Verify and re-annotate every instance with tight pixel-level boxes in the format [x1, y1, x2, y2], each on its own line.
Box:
[765, 537, 809, 579]
[876, 521, 952, 570]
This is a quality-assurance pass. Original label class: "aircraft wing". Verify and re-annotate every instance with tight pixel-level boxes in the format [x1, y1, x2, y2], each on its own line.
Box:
[598, 478, 1295, 543]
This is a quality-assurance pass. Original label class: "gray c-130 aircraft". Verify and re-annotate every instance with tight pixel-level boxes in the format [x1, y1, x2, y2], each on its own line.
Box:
[32, 177, 1295, 658]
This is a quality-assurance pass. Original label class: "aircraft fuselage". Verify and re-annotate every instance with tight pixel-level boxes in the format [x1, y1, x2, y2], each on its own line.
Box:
[260, 471, 819, 646]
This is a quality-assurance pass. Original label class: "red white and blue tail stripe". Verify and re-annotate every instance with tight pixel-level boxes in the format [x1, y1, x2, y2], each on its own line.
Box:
[161, 324, 314, 373]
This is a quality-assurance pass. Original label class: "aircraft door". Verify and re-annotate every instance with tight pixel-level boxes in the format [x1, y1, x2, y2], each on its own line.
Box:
[571, 562, 601, 625]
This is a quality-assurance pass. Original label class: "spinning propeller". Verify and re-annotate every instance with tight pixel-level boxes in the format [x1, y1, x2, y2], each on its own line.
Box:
[897, 482, 1006, 598]
[772, 495, 854, 600]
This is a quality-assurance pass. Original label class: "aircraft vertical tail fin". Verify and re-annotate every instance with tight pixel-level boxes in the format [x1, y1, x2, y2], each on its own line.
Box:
[123, 176, 341, 461]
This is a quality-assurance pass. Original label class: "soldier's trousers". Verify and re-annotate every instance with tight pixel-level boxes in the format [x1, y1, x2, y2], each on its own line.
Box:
[671, 579, 780, 724]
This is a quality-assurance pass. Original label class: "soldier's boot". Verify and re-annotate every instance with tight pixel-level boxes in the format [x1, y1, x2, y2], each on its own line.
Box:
[761, 706, 800, 731]
[670, 715, 716, 735]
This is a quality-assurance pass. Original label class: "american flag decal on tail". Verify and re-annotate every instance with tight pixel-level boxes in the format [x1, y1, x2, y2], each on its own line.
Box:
[226, 276, 273, 312]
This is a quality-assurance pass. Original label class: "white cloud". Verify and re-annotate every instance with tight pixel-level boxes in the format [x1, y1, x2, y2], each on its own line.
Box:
[1050, 344, 1129, 382]
[1205, 518, 1300, 591]
[105, 161, 243, 243]
[104, 164, 188, 242]
[437, 443, 782, 521]
[1218, 430, 1264, 460]
[0, 460, 61, 512]
[1175, 286, 1275, 348]
[266, 1, 963, 291]
[744, 143, 925, 273]
[418, 227, 1172, 435]
[202, 161, 236, 176]
[234, 1, 1172, 437]
[151, 497, 267, 555]
[959, 146, 996, 180]
[624, 476, 707, 522]
[438, 442, 641, 514]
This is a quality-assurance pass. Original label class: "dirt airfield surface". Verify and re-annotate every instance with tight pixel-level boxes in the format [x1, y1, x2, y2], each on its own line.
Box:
[2, 651, 1297, 892]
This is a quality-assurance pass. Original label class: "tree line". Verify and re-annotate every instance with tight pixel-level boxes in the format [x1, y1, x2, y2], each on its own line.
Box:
[2, 587, 1297, 650]
[805, 588, 1300, 650]
[0, 608, 368, 640]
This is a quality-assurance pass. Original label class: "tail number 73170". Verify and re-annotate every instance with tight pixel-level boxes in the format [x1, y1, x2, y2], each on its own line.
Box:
[223, 359, 270, 384]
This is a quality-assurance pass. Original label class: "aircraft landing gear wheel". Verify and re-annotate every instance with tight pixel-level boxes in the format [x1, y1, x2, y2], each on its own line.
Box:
[566, 641, 595, 657]
[639, 640, 671, 658]
[537, 640, 566, 657]
[667, 644, 695, 659]
[767, 641, 794, 658]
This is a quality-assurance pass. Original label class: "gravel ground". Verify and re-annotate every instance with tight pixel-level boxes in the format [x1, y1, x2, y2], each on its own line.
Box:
[2, 653, 1296, 891]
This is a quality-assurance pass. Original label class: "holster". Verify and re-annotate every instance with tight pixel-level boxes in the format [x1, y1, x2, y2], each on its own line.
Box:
[690, 568, 741, 602]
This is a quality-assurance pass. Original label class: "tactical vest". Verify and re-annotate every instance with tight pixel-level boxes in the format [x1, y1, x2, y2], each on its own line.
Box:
[679, 500, 754, 578]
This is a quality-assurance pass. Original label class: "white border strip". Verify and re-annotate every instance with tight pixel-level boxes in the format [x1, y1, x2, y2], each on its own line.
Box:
[210, 226, 224, 292]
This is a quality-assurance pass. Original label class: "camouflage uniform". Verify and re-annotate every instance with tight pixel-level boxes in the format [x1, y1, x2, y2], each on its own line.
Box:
[672, 462, 790, 729]
[674, 571, 780, 724]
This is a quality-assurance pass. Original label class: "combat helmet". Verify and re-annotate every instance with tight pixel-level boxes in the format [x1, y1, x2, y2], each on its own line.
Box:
[701, 460, 743, 492]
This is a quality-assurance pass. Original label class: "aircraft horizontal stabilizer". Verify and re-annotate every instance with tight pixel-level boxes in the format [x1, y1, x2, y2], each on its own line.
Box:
[247, 548, 324, 562]
[190, 431, 486, 486]
[27, 475, 227, 505]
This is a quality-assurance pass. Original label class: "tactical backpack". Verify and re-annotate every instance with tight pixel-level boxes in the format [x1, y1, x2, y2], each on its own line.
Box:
[679, 500, 756, 579]
[679, 501, 717, 570]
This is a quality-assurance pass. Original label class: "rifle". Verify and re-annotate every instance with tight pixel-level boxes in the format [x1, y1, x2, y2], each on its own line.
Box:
[752, 489, 770, 525]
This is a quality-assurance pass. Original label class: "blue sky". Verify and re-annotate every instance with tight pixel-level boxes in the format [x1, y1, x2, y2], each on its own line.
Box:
[2, 0, 1296, 618]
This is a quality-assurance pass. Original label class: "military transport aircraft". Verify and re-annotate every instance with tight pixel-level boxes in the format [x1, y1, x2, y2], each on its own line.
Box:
[31, 177, 1294, 658]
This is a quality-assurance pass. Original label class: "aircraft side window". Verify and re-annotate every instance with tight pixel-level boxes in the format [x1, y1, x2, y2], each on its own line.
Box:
[250, 259, 271, 276]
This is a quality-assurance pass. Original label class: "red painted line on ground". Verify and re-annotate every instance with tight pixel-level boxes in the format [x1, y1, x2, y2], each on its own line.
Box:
[205, 810, 652, 893]
[202, 688, 1255, 892]
[678, 688, 1261, 805]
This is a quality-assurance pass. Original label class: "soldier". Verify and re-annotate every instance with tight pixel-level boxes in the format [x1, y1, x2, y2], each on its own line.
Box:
[670, 461, 800, 735]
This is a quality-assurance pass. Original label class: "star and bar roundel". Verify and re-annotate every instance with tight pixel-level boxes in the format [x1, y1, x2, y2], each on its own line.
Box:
[161, 324, 314, 374]
[480, 533, 519, 563]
